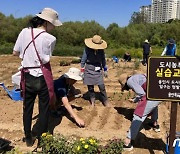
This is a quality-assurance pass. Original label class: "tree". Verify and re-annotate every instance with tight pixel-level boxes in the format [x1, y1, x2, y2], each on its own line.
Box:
[129, 12, 148, 24]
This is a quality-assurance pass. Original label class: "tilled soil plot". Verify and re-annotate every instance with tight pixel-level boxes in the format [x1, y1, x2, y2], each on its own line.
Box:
[0, 55, 179, 154]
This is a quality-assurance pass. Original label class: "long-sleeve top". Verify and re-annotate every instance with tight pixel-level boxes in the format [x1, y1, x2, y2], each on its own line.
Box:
[81, 47, 106, 69]
[127, 74, 146, 102]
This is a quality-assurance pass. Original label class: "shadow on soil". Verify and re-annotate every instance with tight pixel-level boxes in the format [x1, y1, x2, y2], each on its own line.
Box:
[134, 132, 166, 153]
[82, 91, 106, 105]
[114, 107, 166, 153]
[114, 107, 134, 121]
[31, 105, 83, 136]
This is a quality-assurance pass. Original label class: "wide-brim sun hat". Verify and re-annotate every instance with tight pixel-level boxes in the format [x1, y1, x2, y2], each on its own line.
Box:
[65, 67, 82, 81]
[118, 74, 128, 89]
[84, 35, 107, 50]
[118, 73, 132, 91]
[36, 8, 62, 26]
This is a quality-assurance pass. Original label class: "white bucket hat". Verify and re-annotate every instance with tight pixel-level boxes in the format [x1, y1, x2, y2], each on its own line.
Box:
[85, 35, 107, 50]
[144, 39, 149, 43]
[65, 67, 82, 81]
[36, 8, 62, 26]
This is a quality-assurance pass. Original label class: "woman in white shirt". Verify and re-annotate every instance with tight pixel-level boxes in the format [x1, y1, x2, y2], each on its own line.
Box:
[13, 8, 62, 147]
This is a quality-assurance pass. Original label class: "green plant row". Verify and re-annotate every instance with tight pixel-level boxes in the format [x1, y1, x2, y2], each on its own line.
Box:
[7, 133, 124, 154]
[38, 133, 124, 154]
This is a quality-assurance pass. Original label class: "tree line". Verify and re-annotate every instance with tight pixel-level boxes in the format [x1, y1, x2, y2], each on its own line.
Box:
[0, 12, 180, 58]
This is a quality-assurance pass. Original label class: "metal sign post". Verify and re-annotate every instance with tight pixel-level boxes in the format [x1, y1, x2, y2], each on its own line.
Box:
[147, 57, 179, 154]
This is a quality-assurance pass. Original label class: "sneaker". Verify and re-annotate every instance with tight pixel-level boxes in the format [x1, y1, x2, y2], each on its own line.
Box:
[23, 135, 34, 147]
[147, 122, 160, 132]
[123, 143, 133, 151]
[153, 124, 160, 132]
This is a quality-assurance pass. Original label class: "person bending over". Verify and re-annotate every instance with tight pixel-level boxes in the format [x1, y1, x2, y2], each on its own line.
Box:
[118, 73, 161, 151]
[53, 67, 85, 127]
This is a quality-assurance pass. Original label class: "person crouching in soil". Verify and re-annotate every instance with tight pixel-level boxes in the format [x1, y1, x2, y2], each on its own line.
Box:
[52, 67, 85, 127]
[118, 73, 162, 151]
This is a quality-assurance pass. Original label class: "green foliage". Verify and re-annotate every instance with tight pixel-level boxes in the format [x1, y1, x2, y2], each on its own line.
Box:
[40, 133, 71, 154]
[0, 12, 180, 58]
[151, 47, 164, 56]
[134, 59, 141, 70]
[0, 42, 14, 54]
[71, 58, 81, 64]
[7, 133, 124, 154]
[59, 58, 80, 66]
[100, 138, 124, 154]
[59, 60, 71, 66]
[111, 48, 126, 57]
[107, 48, 142, 59]
[72, 137, 99, 154]
[53, 45, 83, 56]
[129, 11, 148, 24]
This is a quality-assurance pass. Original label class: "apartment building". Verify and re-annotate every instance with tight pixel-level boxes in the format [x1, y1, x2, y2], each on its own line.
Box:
[140, 5, 152, 23]
[140, 0, 180, 23]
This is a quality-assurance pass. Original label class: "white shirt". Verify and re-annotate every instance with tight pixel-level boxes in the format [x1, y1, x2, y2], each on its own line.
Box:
[13, 28, 56, 77]
[161, 47, 167, 56]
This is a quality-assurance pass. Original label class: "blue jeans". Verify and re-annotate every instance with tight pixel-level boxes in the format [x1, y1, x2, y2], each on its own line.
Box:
[127, 100, 161, 140]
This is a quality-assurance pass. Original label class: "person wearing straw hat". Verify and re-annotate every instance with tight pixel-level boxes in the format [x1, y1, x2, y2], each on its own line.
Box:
[80, 35, 109, 107]
[52, 67, 85, 128]
[13, 8, 62, 147]
[118, 73, 161, 151]
[142, 39, 152, 66]
[161, 38, 176, 56]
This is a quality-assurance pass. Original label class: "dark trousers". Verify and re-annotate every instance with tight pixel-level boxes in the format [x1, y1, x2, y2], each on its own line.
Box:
[23, 73, 49, 137]
[143, 54, 149, 65]
[87, 84, 108, 103]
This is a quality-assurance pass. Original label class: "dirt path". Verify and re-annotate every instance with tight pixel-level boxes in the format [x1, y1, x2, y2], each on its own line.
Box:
[0, 55, 179, 154]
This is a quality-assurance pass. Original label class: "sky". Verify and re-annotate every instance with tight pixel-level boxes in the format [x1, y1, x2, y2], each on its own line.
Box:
[0, 0, 151, 28]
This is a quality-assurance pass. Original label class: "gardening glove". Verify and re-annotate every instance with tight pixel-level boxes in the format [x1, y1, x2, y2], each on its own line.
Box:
[80, 68, 85, 79]
[103, 66, 108, 78]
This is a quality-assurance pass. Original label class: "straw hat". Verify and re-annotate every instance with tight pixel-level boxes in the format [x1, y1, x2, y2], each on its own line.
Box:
[144, 39, 149, 43]
[84, 35, 107, 50]
[36, 8, 62, 26]
[118, 74, 128, 87]
[118, 73, 132, 91]
[65, 67, 82, 81]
